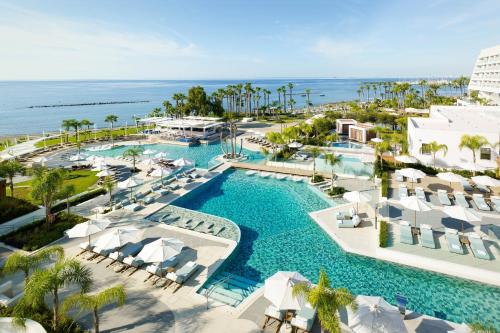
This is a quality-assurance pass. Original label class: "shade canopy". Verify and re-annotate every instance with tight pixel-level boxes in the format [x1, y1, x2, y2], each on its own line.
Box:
[140, 158, 157, 167]
[150, 167, 172, 178]
[33, 157, 48, 163]
[471, 175, 500, 187]
[118, 176, 142, 189]
[394, 155, 417, 164]
[94, 228, 140, 250]
[155, 152, 168, 158]
[343, 191, 372, 204]
[143, 149, 157, 155]
[347, 295, 408, 333]
[443, 206, 481, 222]
[264, 271, 309, 310]
[399, 168, 426, 180]
[65, 218, 111, 238]
[173, 157, 194, 167]
[136, 238, 184, 263]
[370, 138, 384, 143]
[436, 172, 468, 184]
[96, 169, 115, 177]
[69, 154, 86, 161]
[288, 142, 303, 148]
[399, 196, 431, 212]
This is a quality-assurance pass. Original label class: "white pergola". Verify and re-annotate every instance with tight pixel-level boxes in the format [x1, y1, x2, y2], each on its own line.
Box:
[155, 118, 224, 138]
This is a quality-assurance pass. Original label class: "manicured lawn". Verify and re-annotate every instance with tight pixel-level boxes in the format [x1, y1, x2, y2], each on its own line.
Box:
[0, 196, 39, 224]
[0, 212, 87, 251]
[7, 170, 99, 202]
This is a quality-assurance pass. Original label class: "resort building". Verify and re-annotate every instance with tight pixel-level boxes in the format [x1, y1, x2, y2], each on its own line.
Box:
[335, 119, 357, 135]
[140, 116, 225, 140]
[335, 119, 375, 143]
[468, 44, 500, 105]
[407, 105, 500, 170]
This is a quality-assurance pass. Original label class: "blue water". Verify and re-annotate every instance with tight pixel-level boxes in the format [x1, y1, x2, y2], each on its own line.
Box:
[173, 169, 500, 325]
[0, 78, 449, 135]
[87, 142, 264, 169]
[332, 142, 364, 149]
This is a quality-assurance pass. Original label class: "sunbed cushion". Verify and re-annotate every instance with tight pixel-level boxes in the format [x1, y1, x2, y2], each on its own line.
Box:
[265, 305, 284, 320]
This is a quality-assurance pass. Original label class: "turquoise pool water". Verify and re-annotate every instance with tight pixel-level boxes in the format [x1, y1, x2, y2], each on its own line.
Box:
[173, 169, 500, 325]
[86, 142, 264, 168]
[332, 141, 364, 149]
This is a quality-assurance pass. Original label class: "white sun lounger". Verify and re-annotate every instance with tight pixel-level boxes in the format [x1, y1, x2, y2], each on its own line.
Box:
[106, 242, 143, 267]
[445, 229, 464, 254]
[291, 305, 317, 333]
[437, 190, 451, 206]
[420, 224, 436, 249]
[491, 196, 500, 213]
[144, 256, 179, 283]
[468, 233, 491, 260]
[454, 191, 470, 208]
[398, 185, 408, 200]
[165, 261, 199, 291]
[415, 187, 426, 201]
[472, 194, 490, 211]
[399, 221, 413, 245]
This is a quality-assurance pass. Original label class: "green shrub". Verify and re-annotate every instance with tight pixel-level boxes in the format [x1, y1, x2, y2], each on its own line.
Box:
[0, 197, 38, 224]
[381, 172, 389, 197]
[311, 175, 324, 183]
[52, 188, 106, 213]
[327, 186, 346, 196]
[0, 212, 86, 251]
[379, 220, 388, 247]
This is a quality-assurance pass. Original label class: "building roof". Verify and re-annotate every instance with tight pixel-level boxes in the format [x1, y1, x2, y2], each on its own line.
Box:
[409, 105, 500, 133]
[350, 122, 374, 129]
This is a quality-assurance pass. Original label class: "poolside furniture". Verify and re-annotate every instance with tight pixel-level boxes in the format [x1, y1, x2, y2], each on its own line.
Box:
[144, 256, 179, 283]
[454, 191, 470, 208]
[87, 244, 120, 261]
[213, 226, 226, 236]
[118, 255, 145, 275]
[143, 196, 155, 205]
[476, 183, 491, 193]
[151, 183, 162, 191]
[472, 194, 490, 211]
[419, 224, 436, 249]
[164, 261, 199, 291]
[461, 181, 474, 192]
[468, 233, 491, 260]
[197, 222, 214, 233]
[399, 221, 414, 245]
[76, 240, 96, 257]
[124, 203, 142, 212]
[168, 183, 181, 191]
[106, 242, 143, 267]
[120, 198, 131, 207]
[415, 187, 426, 201]
[176, 219, 192, 228]
[395, 170, 404, 182]
[395, 294, 408, 315]
[445, 228, 464, 255]
[398, 185, 408, 199]
[437, 190, 452, 206]
[0, 281, 24, 307]
[187, 220, 204, 230]
[491, 196, 500, 213]
[337, 214, 361, 228]
[155, 188, 170, 196]
[291, 305, 317, 333]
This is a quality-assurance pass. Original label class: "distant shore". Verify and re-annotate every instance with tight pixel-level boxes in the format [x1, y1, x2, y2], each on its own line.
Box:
[27, 100, 150, 109]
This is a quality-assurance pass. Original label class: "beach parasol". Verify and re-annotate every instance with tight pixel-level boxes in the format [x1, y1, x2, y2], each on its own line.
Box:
[399, 196, 432, 227]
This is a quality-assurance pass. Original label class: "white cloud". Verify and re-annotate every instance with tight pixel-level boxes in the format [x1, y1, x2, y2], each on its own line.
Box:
[311, 37, 365, 58]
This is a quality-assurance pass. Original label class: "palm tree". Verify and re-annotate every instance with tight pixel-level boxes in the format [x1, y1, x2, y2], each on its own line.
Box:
[288, 82, 294, 112]
[305, 88, 312, 110]
[265, 132, 284, 160]
[459, 135, 489, 175]
[3, 246, 64, 285]
[123, 147, 144, 172]
[59, 184, 75, 215]
[282, 85, 287, 113]
[425, 141, 448, 167]
[374, 141, 391, 169]
[104, 115, 118, 145]
[307, 146, 322, 182]
[80, 119, 93, 141]
[324, 153, 342, 192]
[293, 269, 356, 333]
[62, 285, 126, 333]
[23, 258, 93, 330]
[244, 83, 253, 116]
[103, 176, 115, 208]
[31, 167, 65, 224]
[0, 159, 25, 197]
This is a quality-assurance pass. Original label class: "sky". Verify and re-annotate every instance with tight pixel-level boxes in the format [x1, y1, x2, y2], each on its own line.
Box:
[0, 0, 499, 80]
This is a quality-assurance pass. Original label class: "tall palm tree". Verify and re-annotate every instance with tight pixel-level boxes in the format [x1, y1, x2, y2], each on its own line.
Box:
[288, 82, 294, 112]
[374, 141, 392, 169]
[306, 146, 322, 182]
[23, 258, 93, 330]
[305, 88, 312, 110]
[61, 119, 74, 143]
[282, 85, 287, 113]
[265, 132, 284, 160]
[104, 115, 118, 145]
[418, 79, 427, 103]
[62, 285, 126, 333]
[425, 141, 448, 167]
[293, 269, 356, 333]
[3, 246, 64, 285]
[459, 135, 489, 175]
[103, 176, 115, 207]
[80, 119, 93, 141]
[123, 147, 144, 172]
[0, 159, 25, 197]
[31, 167, 65, 224]
[244, 82, 253, 116]
[324, 153, 342, 192]
[59, 184, 75, 215]
[277, 87, 283, 112]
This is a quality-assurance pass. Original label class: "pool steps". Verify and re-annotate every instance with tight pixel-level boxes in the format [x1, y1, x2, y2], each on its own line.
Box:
[200, 272, 263, 307]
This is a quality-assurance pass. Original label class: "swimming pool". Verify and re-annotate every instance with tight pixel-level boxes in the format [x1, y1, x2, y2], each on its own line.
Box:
[332, 141, 364, 149]
[86, 142, 264, 169]
[173, 169, 500, 325]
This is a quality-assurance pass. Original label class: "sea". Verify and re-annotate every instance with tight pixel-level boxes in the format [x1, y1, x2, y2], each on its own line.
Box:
[0, 78, 452, 136]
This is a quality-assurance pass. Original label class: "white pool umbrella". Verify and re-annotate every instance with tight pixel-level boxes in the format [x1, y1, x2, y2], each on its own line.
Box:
[150, 167, 172, 185]
[394, 155, 417, 164]
[65, 218, 112, 245]
[118, 176, 142, 199]
[443, 206, 481, 234]
[173, 157, 194, 168]
[399, 168, 426, 189]
[399, 196, 431, 227]
[136, 238, 184, 263]
[96, 169, 115, 177]
[143, 149, 157, 156]
[288, 142, 303, 148]
[436, 172, 468, 188]
[264, 271, 309, 311]
[370, 138, 384, 143]
[94, 227, 140, 250]
[343, 191, 371, 213]
[141, 158, 157, 168]
[69, 154, 86, 161]
[155, 152, 168, 158]
[347, 295, 408, 333]
[471, 175, 500, 187]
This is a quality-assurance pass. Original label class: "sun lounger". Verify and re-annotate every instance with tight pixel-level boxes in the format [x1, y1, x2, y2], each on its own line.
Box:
[461, 181, 474, 192]
[415, 187, 426, 201]
[337, 214, 361, 228]
[454, 191, 470, 208]
[86, 245, 119, 261]
[187, 220, 204, 230]
[143, 196, 155, 205]
[124, 203, 142, 212]
[144, 256, 179, 283]
[491, 196, 500, 213]
[437, 190, 451, 206]
[399, 221, 413, 245]
[168, 183, 181, 191]
[106, 242, 143, 267]
[476, 184, 491, 193]
[291, 305, 317, 333]
[151, 183, 162, 191]
[164, 261, 199, 291]
[395, 171, 404, 182]
[196, 222, 214, 233]
[472, 194, 490, 211]
[118, 255, 145, 275]
[419, 224, 436, 249]
[445, 228, 464, 255]
[76, 240, 96, 257]
[213, 226, 225, 236]
[262, 305, 285, 332]
[176, 219, 192, 229]
[468, 233, 491, 260]
[398, 185, 408, 199]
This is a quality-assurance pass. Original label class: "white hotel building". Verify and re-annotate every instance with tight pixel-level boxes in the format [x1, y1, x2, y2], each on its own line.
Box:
[407, 105, 500, 170]
[468, 44, 500, 105]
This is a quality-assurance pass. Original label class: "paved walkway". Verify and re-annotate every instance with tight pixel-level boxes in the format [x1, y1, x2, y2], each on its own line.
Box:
[0, 137, 43, 160]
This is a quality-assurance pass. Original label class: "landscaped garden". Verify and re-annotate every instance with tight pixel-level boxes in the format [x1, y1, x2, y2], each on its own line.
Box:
[0, 196, 39, 224]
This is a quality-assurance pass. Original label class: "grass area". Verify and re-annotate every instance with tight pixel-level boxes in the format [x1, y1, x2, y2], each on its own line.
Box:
[0, 212, 86, 251]
[7, 170, 98, 202]
[0, 196, 39, 224]
[35, 126, 145, 148]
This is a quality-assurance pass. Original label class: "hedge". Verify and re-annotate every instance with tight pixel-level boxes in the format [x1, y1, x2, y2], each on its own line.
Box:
[381, 172, 389, 198]
[379, 220, 389, 247]
[52, 188, 106, 213]
[327, 186, 347, 197]
[0, 196, 38, 224]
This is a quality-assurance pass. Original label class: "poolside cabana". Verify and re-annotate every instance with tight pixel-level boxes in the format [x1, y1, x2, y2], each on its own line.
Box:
[155, 118, 224, 139]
